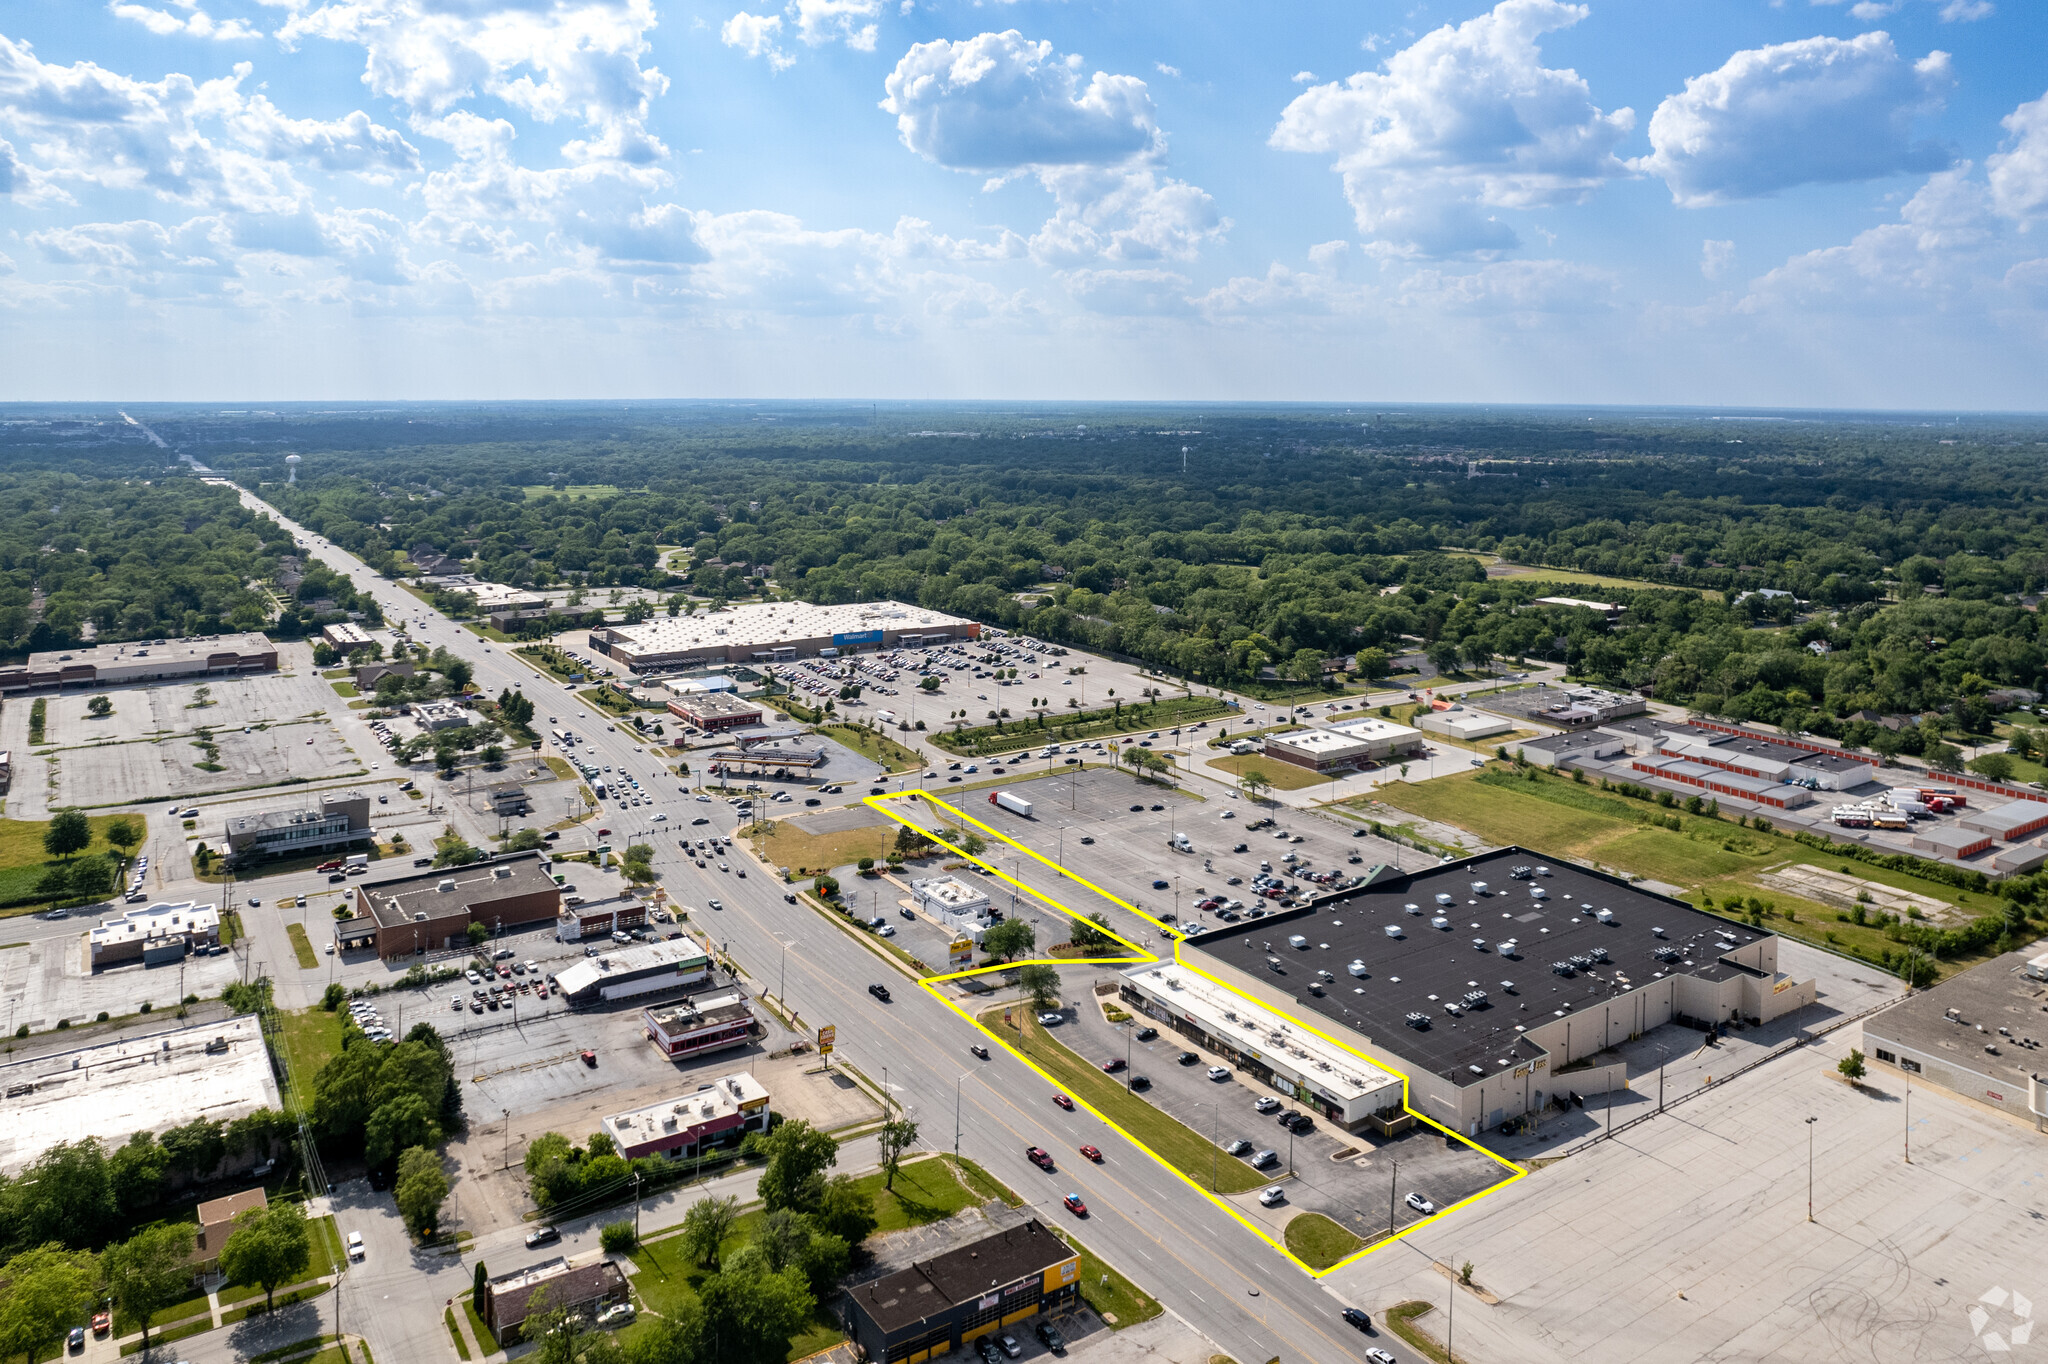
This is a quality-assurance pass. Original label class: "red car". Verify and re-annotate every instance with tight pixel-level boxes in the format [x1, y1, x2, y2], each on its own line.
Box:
[598, 827, 612, 837]
[1026, 1146, 1055, 1170]
[91, 1311, 111, 1337]
[1053, 1093, 1075, 1111]
[580, 1050, 597, 1067]
[1063, 1192, 1088, 1216]
[1078, 1145, 1102, 1163]
[1100, 1058, 1126, 1073]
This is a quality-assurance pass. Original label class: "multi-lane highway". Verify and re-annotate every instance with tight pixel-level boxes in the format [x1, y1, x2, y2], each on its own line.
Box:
[224, 486, 1410, 1364]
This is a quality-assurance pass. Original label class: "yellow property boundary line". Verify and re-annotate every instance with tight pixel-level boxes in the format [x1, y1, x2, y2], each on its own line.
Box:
[855, 790, 1525, 1279]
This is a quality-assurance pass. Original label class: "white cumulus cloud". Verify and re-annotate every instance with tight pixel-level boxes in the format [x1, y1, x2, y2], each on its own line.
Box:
[110, 3, 262, 41]
[882, 30, 1223, 263]
[1987, 90, 2048, 226]
[277, 0, 670, 163]
[1270, 0, 1634, 258]
[1636, 32, 1953, 207]
[724, 0, 880, 66]
[722, 12, 794, 70]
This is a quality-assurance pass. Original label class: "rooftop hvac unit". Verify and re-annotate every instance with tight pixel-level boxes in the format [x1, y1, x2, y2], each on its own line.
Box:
[1385, 924, 1404, 938]
[437, 879, 456, 893]
[494, 866, 512, 879]
[1347, 960, 1368, 977]
[1430, 916, 1451, 930]
[413, 911, 428, 922]
[1595, 908, 1614, 923]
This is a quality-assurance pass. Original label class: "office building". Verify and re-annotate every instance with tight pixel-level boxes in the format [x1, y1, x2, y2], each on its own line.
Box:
[0, 633, 278, 694]
[336, 852, 560, 958]
[843, 1220, 1081, 1364]
[1180, 847, 1816, 1136]
[89, 901, 222, 970]
[600, 1073, 771, 1159]
[590, 600, 978, 672]
[223, 791, 373, 861]
[321, 622, 375, 652]
[1863, 946, 2048, 1130]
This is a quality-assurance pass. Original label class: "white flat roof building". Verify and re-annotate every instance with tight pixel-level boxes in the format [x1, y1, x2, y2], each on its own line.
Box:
[593, 601, 979, 671]
[911, 875, 993, 941]
[1266, 717, 1423, 771]
[0, 1016, 279, 1175]
[1417, 709, 1514, 741]
[1119, 963, 1404, 1127]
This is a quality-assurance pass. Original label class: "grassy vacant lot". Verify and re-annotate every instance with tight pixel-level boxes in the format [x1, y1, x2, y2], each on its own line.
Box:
[815, 724, 924, 772]
[933, 695, 1231, 756]
[981, 1007, 1267, 1194]
[1369, 766, 2006, 979]
[1385, 1300, 1463, 1364]
[1203, 753, 1333, 791]
[0, 812, 138, 912]
[273, 1007, 348, 1110]
[522, 484, 630, 499]
[758, 816, 899, 877]
[1283, 1212, 1363, 1270]
[1050, 1227, 1163, 1329]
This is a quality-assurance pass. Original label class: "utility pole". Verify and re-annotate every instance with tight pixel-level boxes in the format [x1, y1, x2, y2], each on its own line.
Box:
[502, 1108, 510, 1169]
[955, 1075, 962, 1159]
[1389, 1158, 1398, 1238]
[1904, 1069, 1911, 1164]
[633, 1171, 642, 1245]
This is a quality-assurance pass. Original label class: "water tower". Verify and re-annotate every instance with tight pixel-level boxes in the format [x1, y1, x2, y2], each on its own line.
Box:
[285, 454, 301, 484]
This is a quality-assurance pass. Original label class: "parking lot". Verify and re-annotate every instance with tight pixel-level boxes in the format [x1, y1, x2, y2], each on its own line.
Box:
[905, 769, 1438, 952]
[0, 921, 244, 1030]
[1046, 965, 1507, 1246]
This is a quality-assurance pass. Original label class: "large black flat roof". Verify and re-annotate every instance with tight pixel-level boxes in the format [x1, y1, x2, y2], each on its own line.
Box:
[1185, 847, 1774, 1083]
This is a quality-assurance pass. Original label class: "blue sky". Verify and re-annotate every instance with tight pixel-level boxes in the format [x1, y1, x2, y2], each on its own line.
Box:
[1, 0, 2044, 405]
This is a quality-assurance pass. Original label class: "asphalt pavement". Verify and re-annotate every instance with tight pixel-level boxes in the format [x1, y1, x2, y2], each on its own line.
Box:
[219, 489, 1442, 1364]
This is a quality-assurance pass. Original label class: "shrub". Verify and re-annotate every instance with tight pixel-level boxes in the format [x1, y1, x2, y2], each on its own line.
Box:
[96, 1011, 110, 1023]
[56, 1019, 70, 1030]
[599, 1221, 638, 1253]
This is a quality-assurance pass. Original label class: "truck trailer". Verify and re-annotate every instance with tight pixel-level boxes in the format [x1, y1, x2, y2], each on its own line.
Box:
[988, 790, 1033, 818]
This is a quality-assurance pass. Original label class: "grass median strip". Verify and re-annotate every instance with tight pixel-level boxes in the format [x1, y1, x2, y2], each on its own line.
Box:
[981, 1007, 1267, 1194]
[286, 922, 320, 969]
[444, 1307, 472, 1360]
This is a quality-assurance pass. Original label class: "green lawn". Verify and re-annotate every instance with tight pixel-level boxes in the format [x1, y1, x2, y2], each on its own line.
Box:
[1372, 766, 2007, 980]
[220, 1283, 331, 1324]
[0, 812, 142, 912]
[1203, 753, 1334, 791]
[815, 724, 925, 772]
[119, 1316, 215, 1356]
[1049, 1228, 1163, 1330]
[522, 484, 630, 499]
[850, 1155, 993, 1234]
[330, 680, 359, 697]
[1283, 1212, 1363, 1270]
[286, 923, 320, 969]
[627, 1214, 843, 1362]
[982, 1008, 1267, 1194]
[445, 1308, 472, 1360]
[273, 1008, 349, 1112]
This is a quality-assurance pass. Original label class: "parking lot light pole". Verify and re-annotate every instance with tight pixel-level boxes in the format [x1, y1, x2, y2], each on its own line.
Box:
[1389, 1157, 1398, 1238]
[1806, 1115, 1817, 1221]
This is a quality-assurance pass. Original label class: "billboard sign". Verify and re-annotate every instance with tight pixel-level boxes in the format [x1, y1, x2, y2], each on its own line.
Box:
[817, 1024, 836, 1056]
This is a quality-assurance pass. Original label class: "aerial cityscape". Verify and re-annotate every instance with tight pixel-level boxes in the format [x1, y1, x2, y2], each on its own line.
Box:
[2, 3, 2047, 1364]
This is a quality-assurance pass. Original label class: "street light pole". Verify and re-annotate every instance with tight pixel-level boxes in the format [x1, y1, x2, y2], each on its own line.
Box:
[1805, 1115, 1818, 1222]
[1904, 1069, 1912, 1164]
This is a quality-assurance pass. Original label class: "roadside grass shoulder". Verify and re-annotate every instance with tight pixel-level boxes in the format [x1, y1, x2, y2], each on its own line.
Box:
[815, 724, 925, 772]
[980, 1007, 1267, 1194]
[1047, 1228, 1162, 1330]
